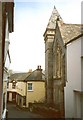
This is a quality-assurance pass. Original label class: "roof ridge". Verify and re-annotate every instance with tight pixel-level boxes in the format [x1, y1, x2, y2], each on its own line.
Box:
[24, 69, 36, 80]
[64, 23, 81, 25]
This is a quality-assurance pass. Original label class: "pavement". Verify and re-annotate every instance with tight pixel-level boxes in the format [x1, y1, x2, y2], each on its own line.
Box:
[7, 103, 45, 119]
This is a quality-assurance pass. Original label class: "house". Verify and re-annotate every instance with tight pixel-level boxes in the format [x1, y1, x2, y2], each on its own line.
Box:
[23, 66, 45, 108]
[7, 72, 30, 104]
[43, 6, 83, 118]
[0, 2, 14, 119]
[64, 28, 83, 118]
[7, 74, 17, 104]
[8, 66, 45, 108]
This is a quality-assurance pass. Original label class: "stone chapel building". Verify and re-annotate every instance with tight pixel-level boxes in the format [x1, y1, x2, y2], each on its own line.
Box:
[43, 6, 83, 117]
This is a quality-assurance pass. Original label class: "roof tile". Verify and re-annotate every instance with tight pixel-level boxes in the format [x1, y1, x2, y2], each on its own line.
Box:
[57, 21, 83, 44]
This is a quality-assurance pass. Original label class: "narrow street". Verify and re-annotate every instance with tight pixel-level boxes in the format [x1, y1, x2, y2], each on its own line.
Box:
[7, 103, 44, 118]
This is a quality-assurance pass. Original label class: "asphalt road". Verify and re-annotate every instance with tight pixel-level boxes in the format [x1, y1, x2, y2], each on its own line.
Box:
[7, 103, 44, 119]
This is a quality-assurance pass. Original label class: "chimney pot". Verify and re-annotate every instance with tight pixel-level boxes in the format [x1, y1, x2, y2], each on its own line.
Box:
[37, 65, 39, 69]
[40, 65, 41, 69]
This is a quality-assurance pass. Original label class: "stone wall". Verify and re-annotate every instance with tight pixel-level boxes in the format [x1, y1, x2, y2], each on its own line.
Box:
[45, 34, 54, 104]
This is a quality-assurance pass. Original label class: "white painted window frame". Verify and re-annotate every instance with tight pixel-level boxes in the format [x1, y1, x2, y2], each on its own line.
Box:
[27, 82, 33, 92]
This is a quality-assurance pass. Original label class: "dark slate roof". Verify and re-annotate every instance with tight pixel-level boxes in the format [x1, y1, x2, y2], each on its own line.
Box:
[24, 70, 45, 81]
[9, 72, 31, 82]
[57, 21, 83, 44]
[9, 69, 45, 82]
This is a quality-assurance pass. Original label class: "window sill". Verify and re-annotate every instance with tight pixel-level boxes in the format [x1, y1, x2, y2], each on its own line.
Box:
[28, 90, 33, 92]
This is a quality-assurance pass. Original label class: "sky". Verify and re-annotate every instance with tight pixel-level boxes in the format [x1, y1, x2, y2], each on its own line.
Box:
[9, 0, 82, 72]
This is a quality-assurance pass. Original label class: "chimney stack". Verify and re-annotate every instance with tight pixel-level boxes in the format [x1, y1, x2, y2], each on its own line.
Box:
[37, 65, 42, 71]
[36, 65, 42, 80]
[28, 69, 32, 73]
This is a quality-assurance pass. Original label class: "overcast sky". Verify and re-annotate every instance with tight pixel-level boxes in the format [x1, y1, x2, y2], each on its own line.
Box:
[9, 0, 82, 72]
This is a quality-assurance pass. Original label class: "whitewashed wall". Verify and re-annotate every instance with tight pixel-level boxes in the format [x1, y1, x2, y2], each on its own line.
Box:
[81, 36, 83, 92]
[9, 93, 12, 101]
[65, 37, 81, 118]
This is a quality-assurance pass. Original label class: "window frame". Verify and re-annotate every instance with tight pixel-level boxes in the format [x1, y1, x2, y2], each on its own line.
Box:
[12, 80, 16, 89]
[27, 82, 33, 91]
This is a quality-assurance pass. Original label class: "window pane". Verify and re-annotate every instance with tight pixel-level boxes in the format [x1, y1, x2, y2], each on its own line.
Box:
[12, 82, 16, 89]
[28, 83, 32, 90]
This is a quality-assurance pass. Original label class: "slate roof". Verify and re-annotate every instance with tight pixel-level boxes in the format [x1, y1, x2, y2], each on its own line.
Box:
[9, 72, 31, 82]
[24, 70, 45, 81]
[57, 21, 83, 44]
[9, 69, 45, 82]
[47, 6, 63, 29]
[45, 6, 83, 43]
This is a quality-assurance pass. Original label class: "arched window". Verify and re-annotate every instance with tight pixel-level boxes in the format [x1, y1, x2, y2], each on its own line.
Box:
[56, 41, 62, 78]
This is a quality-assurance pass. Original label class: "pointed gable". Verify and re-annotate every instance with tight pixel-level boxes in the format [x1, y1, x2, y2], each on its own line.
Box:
[47, 6, 63, 29]
[43, 6, 63, 41]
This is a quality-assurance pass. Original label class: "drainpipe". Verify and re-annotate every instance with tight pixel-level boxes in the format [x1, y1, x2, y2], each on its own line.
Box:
[25, 81, 27, 107]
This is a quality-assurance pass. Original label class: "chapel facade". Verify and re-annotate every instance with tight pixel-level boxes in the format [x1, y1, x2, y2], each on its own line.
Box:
[43, 6, 66, 113]
[43, 6, 82, 115]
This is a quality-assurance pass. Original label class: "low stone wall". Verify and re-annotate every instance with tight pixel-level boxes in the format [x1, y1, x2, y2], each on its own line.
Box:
[29, 103, 64, 118]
